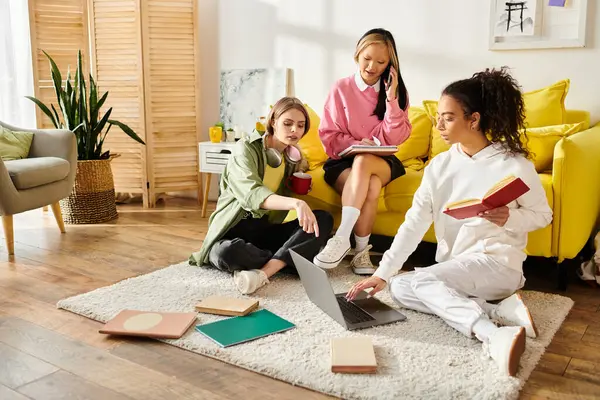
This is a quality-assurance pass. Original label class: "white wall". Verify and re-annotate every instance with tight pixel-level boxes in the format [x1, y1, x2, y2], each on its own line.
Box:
[214, 0, 600, 124]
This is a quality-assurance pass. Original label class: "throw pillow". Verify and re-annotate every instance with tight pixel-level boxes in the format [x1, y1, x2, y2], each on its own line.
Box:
[0, 126, 34, 161]
[523, 122, 584, 172]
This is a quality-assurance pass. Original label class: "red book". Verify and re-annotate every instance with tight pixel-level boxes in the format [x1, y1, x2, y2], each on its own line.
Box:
[443, 175, 530, 220]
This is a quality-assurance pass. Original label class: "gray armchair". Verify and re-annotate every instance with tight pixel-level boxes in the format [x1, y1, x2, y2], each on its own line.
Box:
[0, 120, 77, 255]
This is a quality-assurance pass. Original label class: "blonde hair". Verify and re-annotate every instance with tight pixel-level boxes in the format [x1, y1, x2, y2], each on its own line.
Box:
[353, 29, 408, 118]
[265, 97, 310, 136]
[353, 33, 399, 81]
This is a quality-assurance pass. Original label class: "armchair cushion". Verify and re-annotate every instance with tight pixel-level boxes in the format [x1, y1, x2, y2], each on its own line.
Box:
[6, 157, 70, 190]
[0, 126, 34, 161]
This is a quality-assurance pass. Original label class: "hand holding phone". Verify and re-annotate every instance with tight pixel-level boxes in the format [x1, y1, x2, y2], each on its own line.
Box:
[386, 66, 397, 101]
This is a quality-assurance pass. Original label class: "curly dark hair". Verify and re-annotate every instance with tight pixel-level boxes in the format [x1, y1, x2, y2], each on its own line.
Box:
[442, 66, 530, 159]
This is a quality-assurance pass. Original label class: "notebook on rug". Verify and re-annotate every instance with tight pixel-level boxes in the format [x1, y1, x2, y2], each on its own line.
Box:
[195, 309, 295, 347]
[330, 337, 378, 374]
[99, 310, 198, 339]
[195, 295, 259, 316]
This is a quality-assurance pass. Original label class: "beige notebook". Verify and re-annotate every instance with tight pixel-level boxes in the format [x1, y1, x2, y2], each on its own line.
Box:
[99, 310, 197, 339]
[330, 337, 377, 374]
[195, 295, 259, 316]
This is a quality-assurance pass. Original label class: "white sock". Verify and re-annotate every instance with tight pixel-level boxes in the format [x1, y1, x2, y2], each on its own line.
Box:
[472, 316, 499, 342]
[335, 206, 360, 240]
[354, 234, 370, 252]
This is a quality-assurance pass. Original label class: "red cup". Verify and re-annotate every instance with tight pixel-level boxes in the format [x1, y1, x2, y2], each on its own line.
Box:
[287, 172, 312, 195]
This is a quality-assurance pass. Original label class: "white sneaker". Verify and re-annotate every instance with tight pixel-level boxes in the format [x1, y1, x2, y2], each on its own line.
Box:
[483, 326, 526, 377]
[350, 245, 377, 275]
[491, 293, 538, 338]
[313, 236, 351, 269]
[233, 269, 269, 294]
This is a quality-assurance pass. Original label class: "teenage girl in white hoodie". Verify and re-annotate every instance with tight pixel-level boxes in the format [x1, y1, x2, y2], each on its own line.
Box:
[346, 67, 553, 377]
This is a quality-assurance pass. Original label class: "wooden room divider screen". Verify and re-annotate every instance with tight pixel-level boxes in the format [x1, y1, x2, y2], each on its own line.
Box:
[28, 0, 91, 129]
[28, 0, 202, 208]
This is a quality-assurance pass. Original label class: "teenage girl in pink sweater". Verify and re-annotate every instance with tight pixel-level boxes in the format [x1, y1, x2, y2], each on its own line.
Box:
[313, 28, 412, 274]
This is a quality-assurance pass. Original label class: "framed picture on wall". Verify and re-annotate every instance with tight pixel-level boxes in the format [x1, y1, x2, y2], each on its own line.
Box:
[489, 0, 589, 50]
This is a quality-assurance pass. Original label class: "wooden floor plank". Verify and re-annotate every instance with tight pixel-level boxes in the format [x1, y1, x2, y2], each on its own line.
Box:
[0, 258, 112, 294]
[565, 309, 600, 328]
[0, 317, 227, 400]
[582, 324, 600, 346]
[0, 342, 58, 389]
[535, 352, 571, 376]
[522, 370, 600, 399]
[546, 337, 600, 365]
[17, 370, 131, 400]
[110, 340, 333, 400]
[0, 268, 76, 304]
[0, 295, 122, 349]
[564, 358, 600, 386]
[552, 320, 588, 343]
[0, 243, 137, 283]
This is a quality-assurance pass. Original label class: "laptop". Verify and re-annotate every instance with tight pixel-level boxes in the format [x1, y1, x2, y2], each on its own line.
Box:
[290, 250, 406, 330]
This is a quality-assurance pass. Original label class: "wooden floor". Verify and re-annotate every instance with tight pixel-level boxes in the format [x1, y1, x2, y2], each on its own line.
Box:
[0, 198, 599, 399]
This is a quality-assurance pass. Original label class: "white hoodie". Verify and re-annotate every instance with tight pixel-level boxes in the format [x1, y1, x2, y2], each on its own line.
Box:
[374, 143, 553, 282]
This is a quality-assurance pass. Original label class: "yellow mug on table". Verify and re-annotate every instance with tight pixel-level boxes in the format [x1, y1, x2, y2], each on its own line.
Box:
[209, 126, 223, 143]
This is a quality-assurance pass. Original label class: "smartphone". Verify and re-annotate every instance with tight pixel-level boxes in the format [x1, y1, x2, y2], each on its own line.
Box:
[385, 65, 392, 88]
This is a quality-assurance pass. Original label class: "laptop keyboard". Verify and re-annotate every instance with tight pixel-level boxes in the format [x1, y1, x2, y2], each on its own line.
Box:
[336, 296, 376, 324]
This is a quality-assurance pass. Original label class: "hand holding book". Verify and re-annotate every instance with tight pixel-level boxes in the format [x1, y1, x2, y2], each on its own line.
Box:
[443, 175, 529, 222]
[478, 205, 510, 227]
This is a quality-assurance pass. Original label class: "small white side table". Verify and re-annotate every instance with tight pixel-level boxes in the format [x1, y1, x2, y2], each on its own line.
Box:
[198, 141, 237, 217]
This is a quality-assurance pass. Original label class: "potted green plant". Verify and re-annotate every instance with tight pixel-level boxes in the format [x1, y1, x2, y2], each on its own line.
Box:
[26, 50, 145, 224]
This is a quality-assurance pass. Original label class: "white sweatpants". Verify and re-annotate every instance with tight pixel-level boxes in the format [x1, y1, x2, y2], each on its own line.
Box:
[388, 253, 524, 337]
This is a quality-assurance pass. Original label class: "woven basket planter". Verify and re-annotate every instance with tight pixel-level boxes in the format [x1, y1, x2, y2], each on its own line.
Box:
[59, 159, 118, 224]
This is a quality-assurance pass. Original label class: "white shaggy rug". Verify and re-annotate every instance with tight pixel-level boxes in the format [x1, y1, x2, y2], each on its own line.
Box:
[57, 261, 573, 400]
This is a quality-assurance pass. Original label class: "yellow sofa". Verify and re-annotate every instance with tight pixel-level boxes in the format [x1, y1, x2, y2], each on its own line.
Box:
[296, 79, 600, 275]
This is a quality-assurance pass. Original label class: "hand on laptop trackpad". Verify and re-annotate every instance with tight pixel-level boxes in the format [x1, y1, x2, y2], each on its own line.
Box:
[352, 295, 390, 314]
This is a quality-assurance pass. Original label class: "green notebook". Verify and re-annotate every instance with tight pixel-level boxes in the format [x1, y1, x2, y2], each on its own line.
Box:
[195, 309, 295, 347]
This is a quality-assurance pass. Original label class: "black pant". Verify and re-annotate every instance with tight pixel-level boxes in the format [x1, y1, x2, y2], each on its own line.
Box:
[208, 210, 334, 274]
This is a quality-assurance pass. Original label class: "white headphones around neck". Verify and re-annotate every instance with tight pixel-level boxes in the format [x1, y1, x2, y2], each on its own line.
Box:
[262, 134, 301, 168]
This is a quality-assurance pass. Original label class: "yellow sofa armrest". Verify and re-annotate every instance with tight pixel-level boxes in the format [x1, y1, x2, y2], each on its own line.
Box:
[552, 123, 600, 261]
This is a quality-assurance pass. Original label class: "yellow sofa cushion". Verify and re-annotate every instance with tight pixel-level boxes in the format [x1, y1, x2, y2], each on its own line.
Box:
[394, 107, 431, 170]
[383, 168, 424, 213]
[298, 104, 328, 170]
[523, 79, 570, 128]
[565, 109, 590, 129]
[524, 122, 584, 172]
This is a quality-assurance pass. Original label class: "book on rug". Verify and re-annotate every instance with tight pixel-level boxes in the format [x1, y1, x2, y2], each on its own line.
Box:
[443, 175, 530, 220]
[337, 144, 398, 158]
[195, 295, 259, 316]
[99, 310, 198, 339]
[330, 337, 377, 374]
[195, 309, 295, 347]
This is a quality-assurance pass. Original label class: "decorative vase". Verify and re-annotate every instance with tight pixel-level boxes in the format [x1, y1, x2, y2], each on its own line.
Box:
[59, 159, 118, 224]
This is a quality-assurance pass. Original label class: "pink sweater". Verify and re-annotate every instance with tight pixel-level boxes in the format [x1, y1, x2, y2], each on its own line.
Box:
[319, 75, 412, 159]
